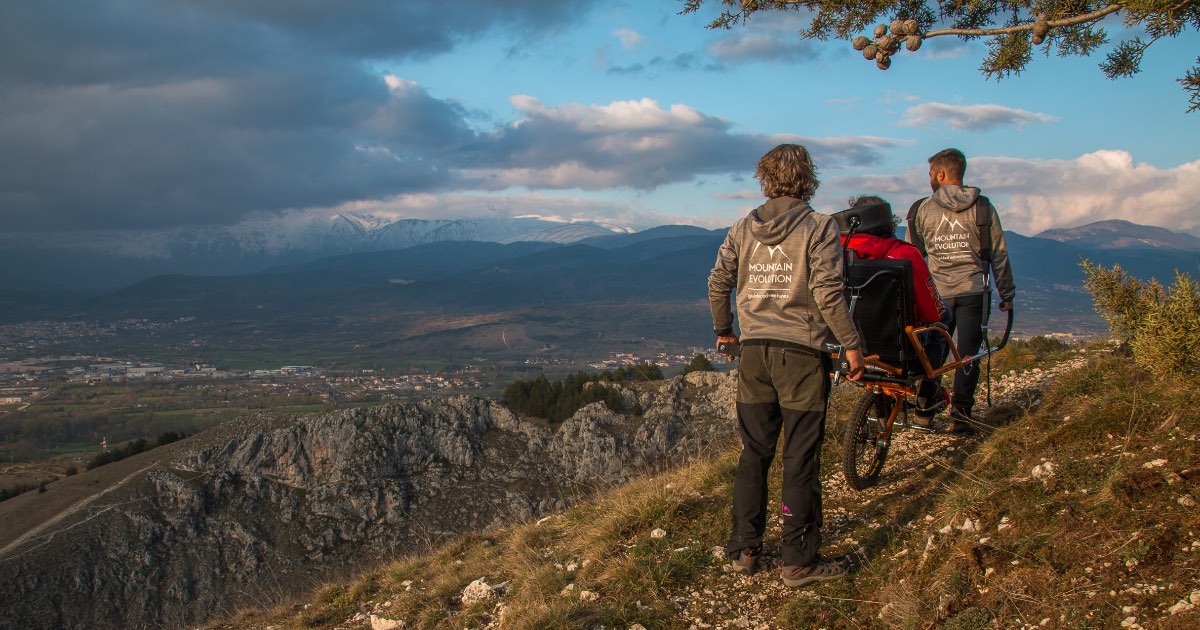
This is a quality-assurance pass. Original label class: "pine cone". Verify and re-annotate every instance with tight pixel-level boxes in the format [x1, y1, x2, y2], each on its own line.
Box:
[862, 44, 879, 60]
[852, 36, 871, 51]
[906, 35, 922, 52]
[877, 56, 892, 70]
[874, 24, 888, 39]
[890, 20, 905, 35]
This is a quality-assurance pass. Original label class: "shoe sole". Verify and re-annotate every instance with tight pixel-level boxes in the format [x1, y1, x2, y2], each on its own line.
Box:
[782, 571, 846, 587]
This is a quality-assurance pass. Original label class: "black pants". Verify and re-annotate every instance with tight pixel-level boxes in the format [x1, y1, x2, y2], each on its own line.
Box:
[929, 293, 987, 414]
[726, 342, 831, 568]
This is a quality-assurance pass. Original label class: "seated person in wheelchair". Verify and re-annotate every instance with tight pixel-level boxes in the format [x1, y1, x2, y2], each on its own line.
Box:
[834, 195, 950, 424]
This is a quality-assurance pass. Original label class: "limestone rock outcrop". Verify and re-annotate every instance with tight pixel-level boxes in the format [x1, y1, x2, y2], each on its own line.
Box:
[0, 372, 736, 629]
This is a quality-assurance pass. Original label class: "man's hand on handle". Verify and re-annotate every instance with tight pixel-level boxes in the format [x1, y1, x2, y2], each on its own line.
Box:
[717, 335, 739, 362]
[844, 348, 864, 381]
[999, 299, 1012, 312]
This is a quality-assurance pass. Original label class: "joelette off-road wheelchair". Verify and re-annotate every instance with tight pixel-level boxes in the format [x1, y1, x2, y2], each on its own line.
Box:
[826, 203, 1013, 490]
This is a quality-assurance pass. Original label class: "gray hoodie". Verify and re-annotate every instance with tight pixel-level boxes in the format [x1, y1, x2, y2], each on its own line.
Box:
[906, 184, 1016, 301]
[709, 197, 861, 352]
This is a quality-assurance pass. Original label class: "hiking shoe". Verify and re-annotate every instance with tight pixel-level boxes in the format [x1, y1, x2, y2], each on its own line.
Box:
[730, 548, 760, 575]
[915, 381, 947, 415]
[912, 413, 934, 428]
[947, 409, 980, 435]
[781, 555, 849, 587]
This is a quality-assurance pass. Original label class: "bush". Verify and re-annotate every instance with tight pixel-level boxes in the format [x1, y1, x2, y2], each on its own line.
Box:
[1081, 260, 1163, 345]
[1132, 271, 1200, 377]
[1082, 260, 1200, 377]
[86, 431, 187, 470]
[502, 362, 665, 422]
[680, 354, 714, 375]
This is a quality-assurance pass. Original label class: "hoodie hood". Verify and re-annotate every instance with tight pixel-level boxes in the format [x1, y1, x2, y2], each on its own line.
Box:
[931, 184, 981, 212]
[749, 197, 814, 246]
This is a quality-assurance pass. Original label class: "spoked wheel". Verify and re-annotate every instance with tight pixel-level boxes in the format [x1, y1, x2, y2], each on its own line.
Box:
[841, 391, 895, 490]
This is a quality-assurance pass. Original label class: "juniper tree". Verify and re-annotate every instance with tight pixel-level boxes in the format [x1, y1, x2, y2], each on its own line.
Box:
[679, 1, 1200, 111]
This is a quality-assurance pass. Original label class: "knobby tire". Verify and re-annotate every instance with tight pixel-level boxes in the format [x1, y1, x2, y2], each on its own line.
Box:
[841, 391, 892, 490]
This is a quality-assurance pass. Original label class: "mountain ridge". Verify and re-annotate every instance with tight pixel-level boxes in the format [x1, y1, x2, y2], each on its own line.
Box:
[1035, 218, 1200, 252]
[0, 373, 737, 630]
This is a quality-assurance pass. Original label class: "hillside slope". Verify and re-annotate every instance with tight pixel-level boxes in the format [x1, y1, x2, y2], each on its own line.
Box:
[206, 342, 1200, 629]
[0, 374, 737, 630]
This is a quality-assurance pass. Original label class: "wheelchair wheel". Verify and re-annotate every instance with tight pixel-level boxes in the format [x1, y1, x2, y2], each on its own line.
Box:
[841, 391, 893, 490]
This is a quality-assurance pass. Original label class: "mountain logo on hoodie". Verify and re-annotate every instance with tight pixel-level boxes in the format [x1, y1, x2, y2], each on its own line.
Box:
[751, 242, 793, 261]
[938, 215, 967, 231]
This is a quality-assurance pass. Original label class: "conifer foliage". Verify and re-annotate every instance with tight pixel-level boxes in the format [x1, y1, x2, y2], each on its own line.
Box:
[502, 362, 663, 422]
[1082, 260, 1200, 377]
[678, 1, 1200, 111]
[680, 353, 715, 375]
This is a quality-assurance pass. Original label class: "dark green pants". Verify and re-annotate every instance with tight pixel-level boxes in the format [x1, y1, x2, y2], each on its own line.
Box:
[726, 341, 831, 568]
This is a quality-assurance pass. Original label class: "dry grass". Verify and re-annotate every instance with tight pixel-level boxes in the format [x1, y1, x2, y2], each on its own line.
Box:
[209, 343, 1200, 629]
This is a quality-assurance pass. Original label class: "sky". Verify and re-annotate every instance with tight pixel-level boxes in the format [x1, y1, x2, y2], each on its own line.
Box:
[2, 0, 1198, 238]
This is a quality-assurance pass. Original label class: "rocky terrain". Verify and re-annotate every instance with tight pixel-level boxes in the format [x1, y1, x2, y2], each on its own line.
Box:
[0, 372, 736, 630]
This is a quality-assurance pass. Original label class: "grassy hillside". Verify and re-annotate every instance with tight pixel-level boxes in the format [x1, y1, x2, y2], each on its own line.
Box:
[208, 341, 1200, 629]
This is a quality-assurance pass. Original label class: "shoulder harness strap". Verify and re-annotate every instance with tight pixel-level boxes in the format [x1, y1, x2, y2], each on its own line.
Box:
[906, 197, 928, 256]
[976, 195, 993, 263]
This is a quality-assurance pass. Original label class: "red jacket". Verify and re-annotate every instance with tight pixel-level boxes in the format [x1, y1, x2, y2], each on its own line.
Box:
[843, 233, 947, 324]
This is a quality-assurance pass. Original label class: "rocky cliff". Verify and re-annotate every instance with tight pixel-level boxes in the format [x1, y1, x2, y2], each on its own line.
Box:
[0, 372, 735, 629]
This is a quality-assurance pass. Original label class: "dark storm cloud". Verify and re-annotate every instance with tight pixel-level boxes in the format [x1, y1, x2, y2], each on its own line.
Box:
[0, 0, 601, 232]
[0, 0, 901, 233]
[198, 0, 593, 58]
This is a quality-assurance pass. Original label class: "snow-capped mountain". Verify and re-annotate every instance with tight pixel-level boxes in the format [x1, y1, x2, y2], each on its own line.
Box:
[0, 213, 636, 291]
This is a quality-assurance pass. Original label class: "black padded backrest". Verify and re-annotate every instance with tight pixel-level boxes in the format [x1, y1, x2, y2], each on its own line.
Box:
[843, 258, 915, 366]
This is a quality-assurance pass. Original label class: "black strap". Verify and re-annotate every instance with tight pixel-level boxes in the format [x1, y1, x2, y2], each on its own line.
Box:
[906, 197, 927, 256]
[976, 195, 993, 264]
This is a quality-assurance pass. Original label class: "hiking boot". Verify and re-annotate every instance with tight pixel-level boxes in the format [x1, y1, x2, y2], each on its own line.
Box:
[915, 382, 948, 416]
[730, 548, 760, 575]
[781, 555, 849, 587]
[912, 413, 934, 428]
[947, 409, 980, 435]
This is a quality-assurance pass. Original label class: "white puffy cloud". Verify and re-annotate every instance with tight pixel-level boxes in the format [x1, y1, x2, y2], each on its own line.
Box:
[613, 28, 643, 50]
[825, 151, 1200, 236]
[973, 151, 1200, 236]
[900, 102, 1057, 131]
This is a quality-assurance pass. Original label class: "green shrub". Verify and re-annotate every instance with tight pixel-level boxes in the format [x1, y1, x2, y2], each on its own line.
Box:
[1080, 259, 1163, 345]
[1131, 270, 1200, 377]
[680, 354, 713, 375]
[1082, 260, 1200, 377]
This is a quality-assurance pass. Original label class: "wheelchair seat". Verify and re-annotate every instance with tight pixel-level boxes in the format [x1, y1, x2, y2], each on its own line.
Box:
[843, 256, 920, 375]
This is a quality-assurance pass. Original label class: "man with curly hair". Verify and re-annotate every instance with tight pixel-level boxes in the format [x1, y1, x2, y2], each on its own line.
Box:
[709, 143, 864, 587]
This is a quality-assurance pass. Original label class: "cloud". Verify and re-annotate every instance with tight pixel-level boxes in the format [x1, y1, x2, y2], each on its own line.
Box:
[707, 32, 820, 63]
[824, 151, 1200, 237]
[0, 0, 605, 233]
[305, 192, 721, 231]
[459, 96, 903, 190]
[900, 102, 1057, 131]
[613, 28, 643, 50]
[606, 53, 711, 75]
[0, 0, 907, 234]
[973, 151, 1200, 236]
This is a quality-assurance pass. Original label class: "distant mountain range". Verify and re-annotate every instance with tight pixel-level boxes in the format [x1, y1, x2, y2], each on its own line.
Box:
[1036, 219, 1200, 252]
[4, 219, 1198, 354]
[0, 213, 634, 292]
